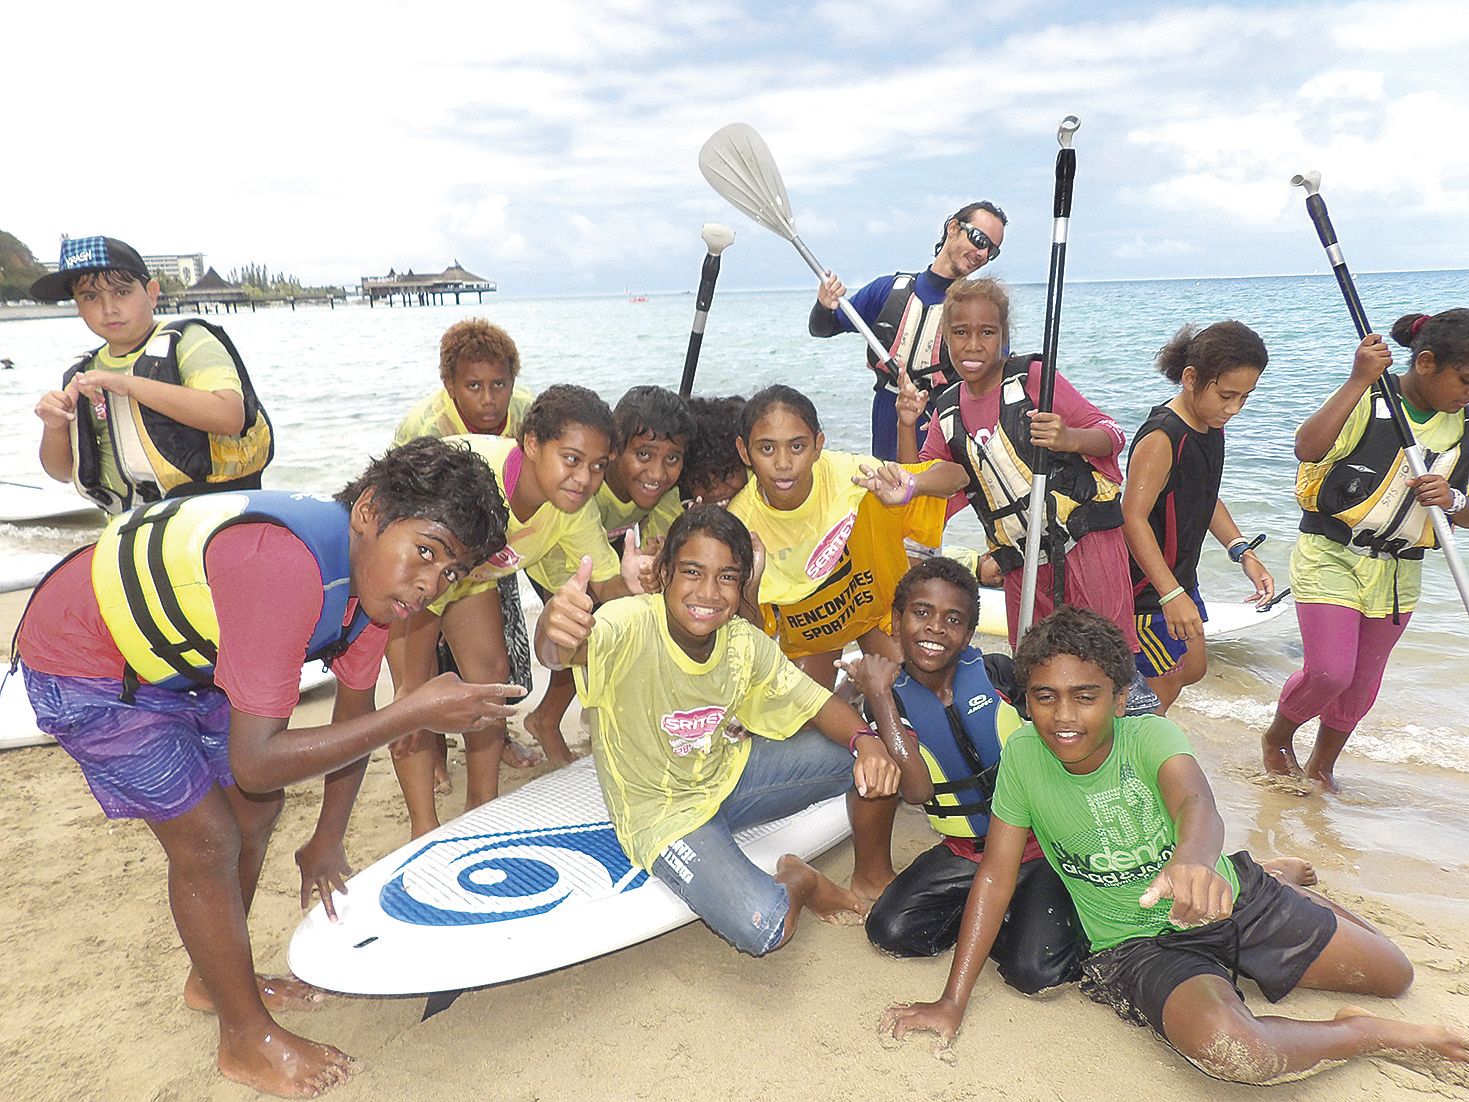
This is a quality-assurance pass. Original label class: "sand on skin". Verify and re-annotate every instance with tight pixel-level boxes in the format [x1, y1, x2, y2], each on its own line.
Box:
[1, 583, 1467, 1102]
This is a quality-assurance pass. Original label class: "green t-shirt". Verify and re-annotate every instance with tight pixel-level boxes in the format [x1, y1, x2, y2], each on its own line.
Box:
[575, 593, 831, 870]
[991, 713, 1240, 951]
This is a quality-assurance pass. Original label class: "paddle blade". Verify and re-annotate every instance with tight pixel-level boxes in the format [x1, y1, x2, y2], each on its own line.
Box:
[699, 123, 798, 242]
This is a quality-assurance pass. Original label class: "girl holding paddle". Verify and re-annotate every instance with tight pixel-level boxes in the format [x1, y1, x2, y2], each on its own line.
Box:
[1261, 312, 1469, 791]
[1123, 321, 1275, 713]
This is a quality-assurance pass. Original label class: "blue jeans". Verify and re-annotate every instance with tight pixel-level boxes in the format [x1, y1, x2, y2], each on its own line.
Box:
[650, 728, 853, 956]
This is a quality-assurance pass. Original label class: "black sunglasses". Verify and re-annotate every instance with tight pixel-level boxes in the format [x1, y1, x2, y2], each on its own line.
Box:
[958, 221, 1001, 260]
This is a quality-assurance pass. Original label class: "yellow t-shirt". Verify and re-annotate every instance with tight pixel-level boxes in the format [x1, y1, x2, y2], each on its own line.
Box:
[1292, 389, 1466, 616]
[575, 593, 832, 870]
[727, 450, 946, 657]
[391, 385, 535, 446]
[429, 434, 620, 612]
[87, 321, 242, 498]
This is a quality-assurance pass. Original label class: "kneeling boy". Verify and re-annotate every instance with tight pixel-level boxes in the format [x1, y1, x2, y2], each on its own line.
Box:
[14, 438, 522, 1098]
[882, 606, 1469, 1083]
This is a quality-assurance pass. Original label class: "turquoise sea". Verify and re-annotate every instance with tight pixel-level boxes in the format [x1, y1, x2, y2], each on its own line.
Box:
[3, 270, 1467, 773]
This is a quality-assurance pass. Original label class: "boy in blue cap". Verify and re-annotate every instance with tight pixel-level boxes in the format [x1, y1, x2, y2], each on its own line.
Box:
[31, 236, 273, 513]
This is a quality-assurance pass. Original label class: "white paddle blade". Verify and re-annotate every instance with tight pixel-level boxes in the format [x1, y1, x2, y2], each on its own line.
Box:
[699, 123, 799, 242]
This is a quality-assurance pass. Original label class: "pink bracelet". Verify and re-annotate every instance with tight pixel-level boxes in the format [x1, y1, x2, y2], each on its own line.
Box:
[898, 472, 917, 506]
[849, 730, 877, 756]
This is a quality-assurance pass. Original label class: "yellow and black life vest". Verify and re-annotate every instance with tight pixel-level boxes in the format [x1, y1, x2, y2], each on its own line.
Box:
[91, 490, 368, 696]
[934, 357, 1122, 574]
[65, 319, 274, 515]
[1297, 378, 1469, 560]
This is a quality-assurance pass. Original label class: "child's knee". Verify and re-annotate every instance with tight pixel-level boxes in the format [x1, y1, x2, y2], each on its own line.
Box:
[864, 899, 928, 958]
[1174, 1008, 1286, 1084]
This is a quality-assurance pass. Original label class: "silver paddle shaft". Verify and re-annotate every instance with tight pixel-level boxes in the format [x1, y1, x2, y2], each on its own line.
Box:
[789, 236, 898, 373]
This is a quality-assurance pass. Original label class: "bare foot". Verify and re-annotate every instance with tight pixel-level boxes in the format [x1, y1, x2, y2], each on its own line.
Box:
[850, 869, 897, 907]
[1262, 735, 1305, 779]
[1307, 766, 1342, 794]
[433, 764, 453, 796]
[1335, 1006, 1469, 1068]
[1262, 856, 1318, 887]
[522, 711, 574, 766]
[185, 970, 325, 1014]
[778, 854, 867, 923]
[217, 1027, 358, 1098]
[503, 739, 544, 769]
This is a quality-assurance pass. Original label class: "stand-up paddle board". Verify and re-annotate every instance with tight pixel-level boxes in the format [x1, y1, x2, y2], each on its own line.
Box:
[288, 755, 850, 995]
[0, 552, 63, 593]
[974, 589, 1291, 639]
[0, 663, 339, 751]
[0, 482, 100, 523]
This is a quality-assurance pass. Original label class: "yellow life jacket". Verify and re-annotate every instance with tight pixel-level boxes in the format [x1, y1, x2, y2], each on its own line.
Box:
[91, 491, 367, 696]
[66, 320, 274, 514]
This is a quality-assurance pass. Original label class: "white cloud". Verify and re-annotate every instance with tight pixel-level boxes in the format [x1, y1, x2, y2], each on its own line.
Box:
[1114, 237, 1200, 260]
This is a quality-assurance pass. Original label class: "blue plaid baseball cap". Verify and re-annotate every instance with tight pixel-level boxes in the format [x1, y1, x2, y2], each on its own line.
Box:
[29, 236, 151, 302]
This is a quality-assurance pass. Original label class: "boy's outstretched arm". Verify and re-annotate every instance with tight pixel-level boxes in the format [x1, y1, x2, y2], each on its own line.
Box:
[1141, 753, 1233, 928]
[881, 817, 1028, 1046]
[293, 681, 375, 920]
[227, 673, 522, 794]
[536, 556, 596, 670]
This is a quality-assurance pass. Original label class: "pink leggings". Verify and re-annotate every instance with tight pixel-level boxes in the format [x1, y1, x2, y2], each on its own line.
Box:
[1275, 601, 1410, 733]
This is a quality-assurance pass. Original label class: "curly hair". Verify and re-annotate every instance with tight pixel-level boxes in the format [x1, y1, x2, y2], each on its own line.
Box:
[613, 385, 695, 451]
[517, 384, 615, 449]
[1155, 320, 1268, 387]
[942, 276, 1011, 346]
[1013, 606, 1135, 697]
[335, 436, 508, 566]
[679, 395, 747, 500]
[893, 556, 981, 634]
[656, 504, 756, 590]
[438, 318, 521, 385]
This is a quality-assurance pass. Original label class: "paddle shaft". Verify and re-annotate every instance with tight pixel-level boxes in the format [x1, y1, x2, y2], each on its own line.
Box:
[1018, 143, 1079, 637]
[790, 236, 900, 378]
[679, 250, 724, 398]
[1301, 191, 1469, 615]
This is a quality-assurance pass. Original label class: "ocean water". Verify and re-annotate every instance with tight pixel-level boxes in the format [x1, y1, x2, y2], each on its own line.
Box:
[3, 270, 1467, 772]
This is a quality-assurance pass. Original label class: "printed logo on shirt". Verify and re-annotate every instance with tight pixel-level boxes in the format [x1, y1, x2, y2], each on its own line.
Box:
[660, 705, 727, 756]
[484, 545, 523, 571]
[805, 510, 858, 579]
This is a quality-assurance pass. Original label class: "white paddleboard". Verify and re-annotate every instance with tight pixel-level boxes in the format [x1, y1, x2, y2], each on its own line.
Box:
[973, 590, 1291, 639]
[0, 552, 63, 593]
[0, 663, 338, 752]
[0, 482, 99, 523]
[288, 755, 850, 996]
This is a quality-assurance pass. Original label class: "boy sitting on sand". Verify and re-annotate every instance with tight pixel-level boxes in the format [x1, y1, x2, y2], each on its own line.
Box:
[13, 438, 522, 1098]
[882, 606, 1469, 1083]
[31, 236, 273, 514]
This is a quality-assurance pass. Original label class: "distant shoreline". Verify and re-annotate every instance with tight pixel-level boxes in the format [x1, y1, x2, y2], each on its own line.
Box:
[0, 304, 72, 322]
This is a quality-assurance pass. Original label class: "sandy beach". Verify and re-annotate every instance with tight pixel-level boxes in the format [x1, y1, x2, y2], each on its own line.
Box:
[2, 582, 1466, 1102]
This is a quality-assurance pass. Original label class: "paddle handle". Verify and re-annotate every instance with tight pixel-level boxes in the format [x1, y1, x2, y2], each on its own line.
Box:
[1300, 187, 1469, 615]
[790, 235, 900, 378]
[679, 251, 723, 398]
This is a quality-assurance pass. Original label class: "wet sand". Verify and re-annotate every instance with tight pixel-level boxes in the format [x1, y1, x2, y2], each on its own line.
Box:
[1, 585, 1466, 1101]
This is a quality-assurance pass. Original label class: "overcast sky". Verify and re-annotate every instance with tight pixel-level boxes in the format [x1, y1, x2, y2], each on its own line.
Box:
[6, 0, 1466, 295]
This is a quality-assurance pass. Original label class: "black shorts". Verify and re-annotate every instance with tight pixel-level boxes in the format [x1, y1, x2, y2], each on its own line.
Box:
[1079, 851, 1338, 1038]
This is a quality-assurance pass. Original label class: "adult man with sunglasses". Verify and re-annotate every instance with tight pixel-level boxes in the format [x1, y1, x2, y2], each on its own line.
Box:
[809, 202, 1007, 460]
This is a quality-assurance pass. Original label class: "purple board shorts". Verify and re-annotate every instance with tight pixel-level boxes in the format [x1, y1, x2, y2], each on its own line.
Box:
[21, 665, 235, 821]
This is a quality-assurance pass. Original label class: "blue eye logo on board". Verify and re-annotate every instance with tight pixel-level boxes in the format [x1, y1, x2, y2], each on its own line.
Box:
[379, 821, 648, 927]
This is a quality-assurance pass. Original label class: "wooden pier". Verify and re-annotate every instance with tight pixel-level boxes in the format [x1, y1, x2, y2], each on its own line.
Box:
[360, 260, 497, 307]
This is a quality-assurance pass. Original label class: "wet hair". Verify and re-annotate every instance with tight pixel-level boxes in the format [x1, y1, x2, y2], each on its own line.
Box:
[1013, 606, 1135, 697]
[892, 557, 981, 634]
[657, 504, 756, 589]
[69, 269, 149, 297]
[739, 384, 821, 442]
[1155, 321, 1268, 387]
[335, 436, 508, 566]
[518, 383, 615, 450]
[942, 276, 1011, 345]
[438, 318, 520, 385]
[1389, 309, 1469, 371]
[935, 201, 1009, 256]
[613, 385, 695, 451]
[680, 395, 747, 499]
